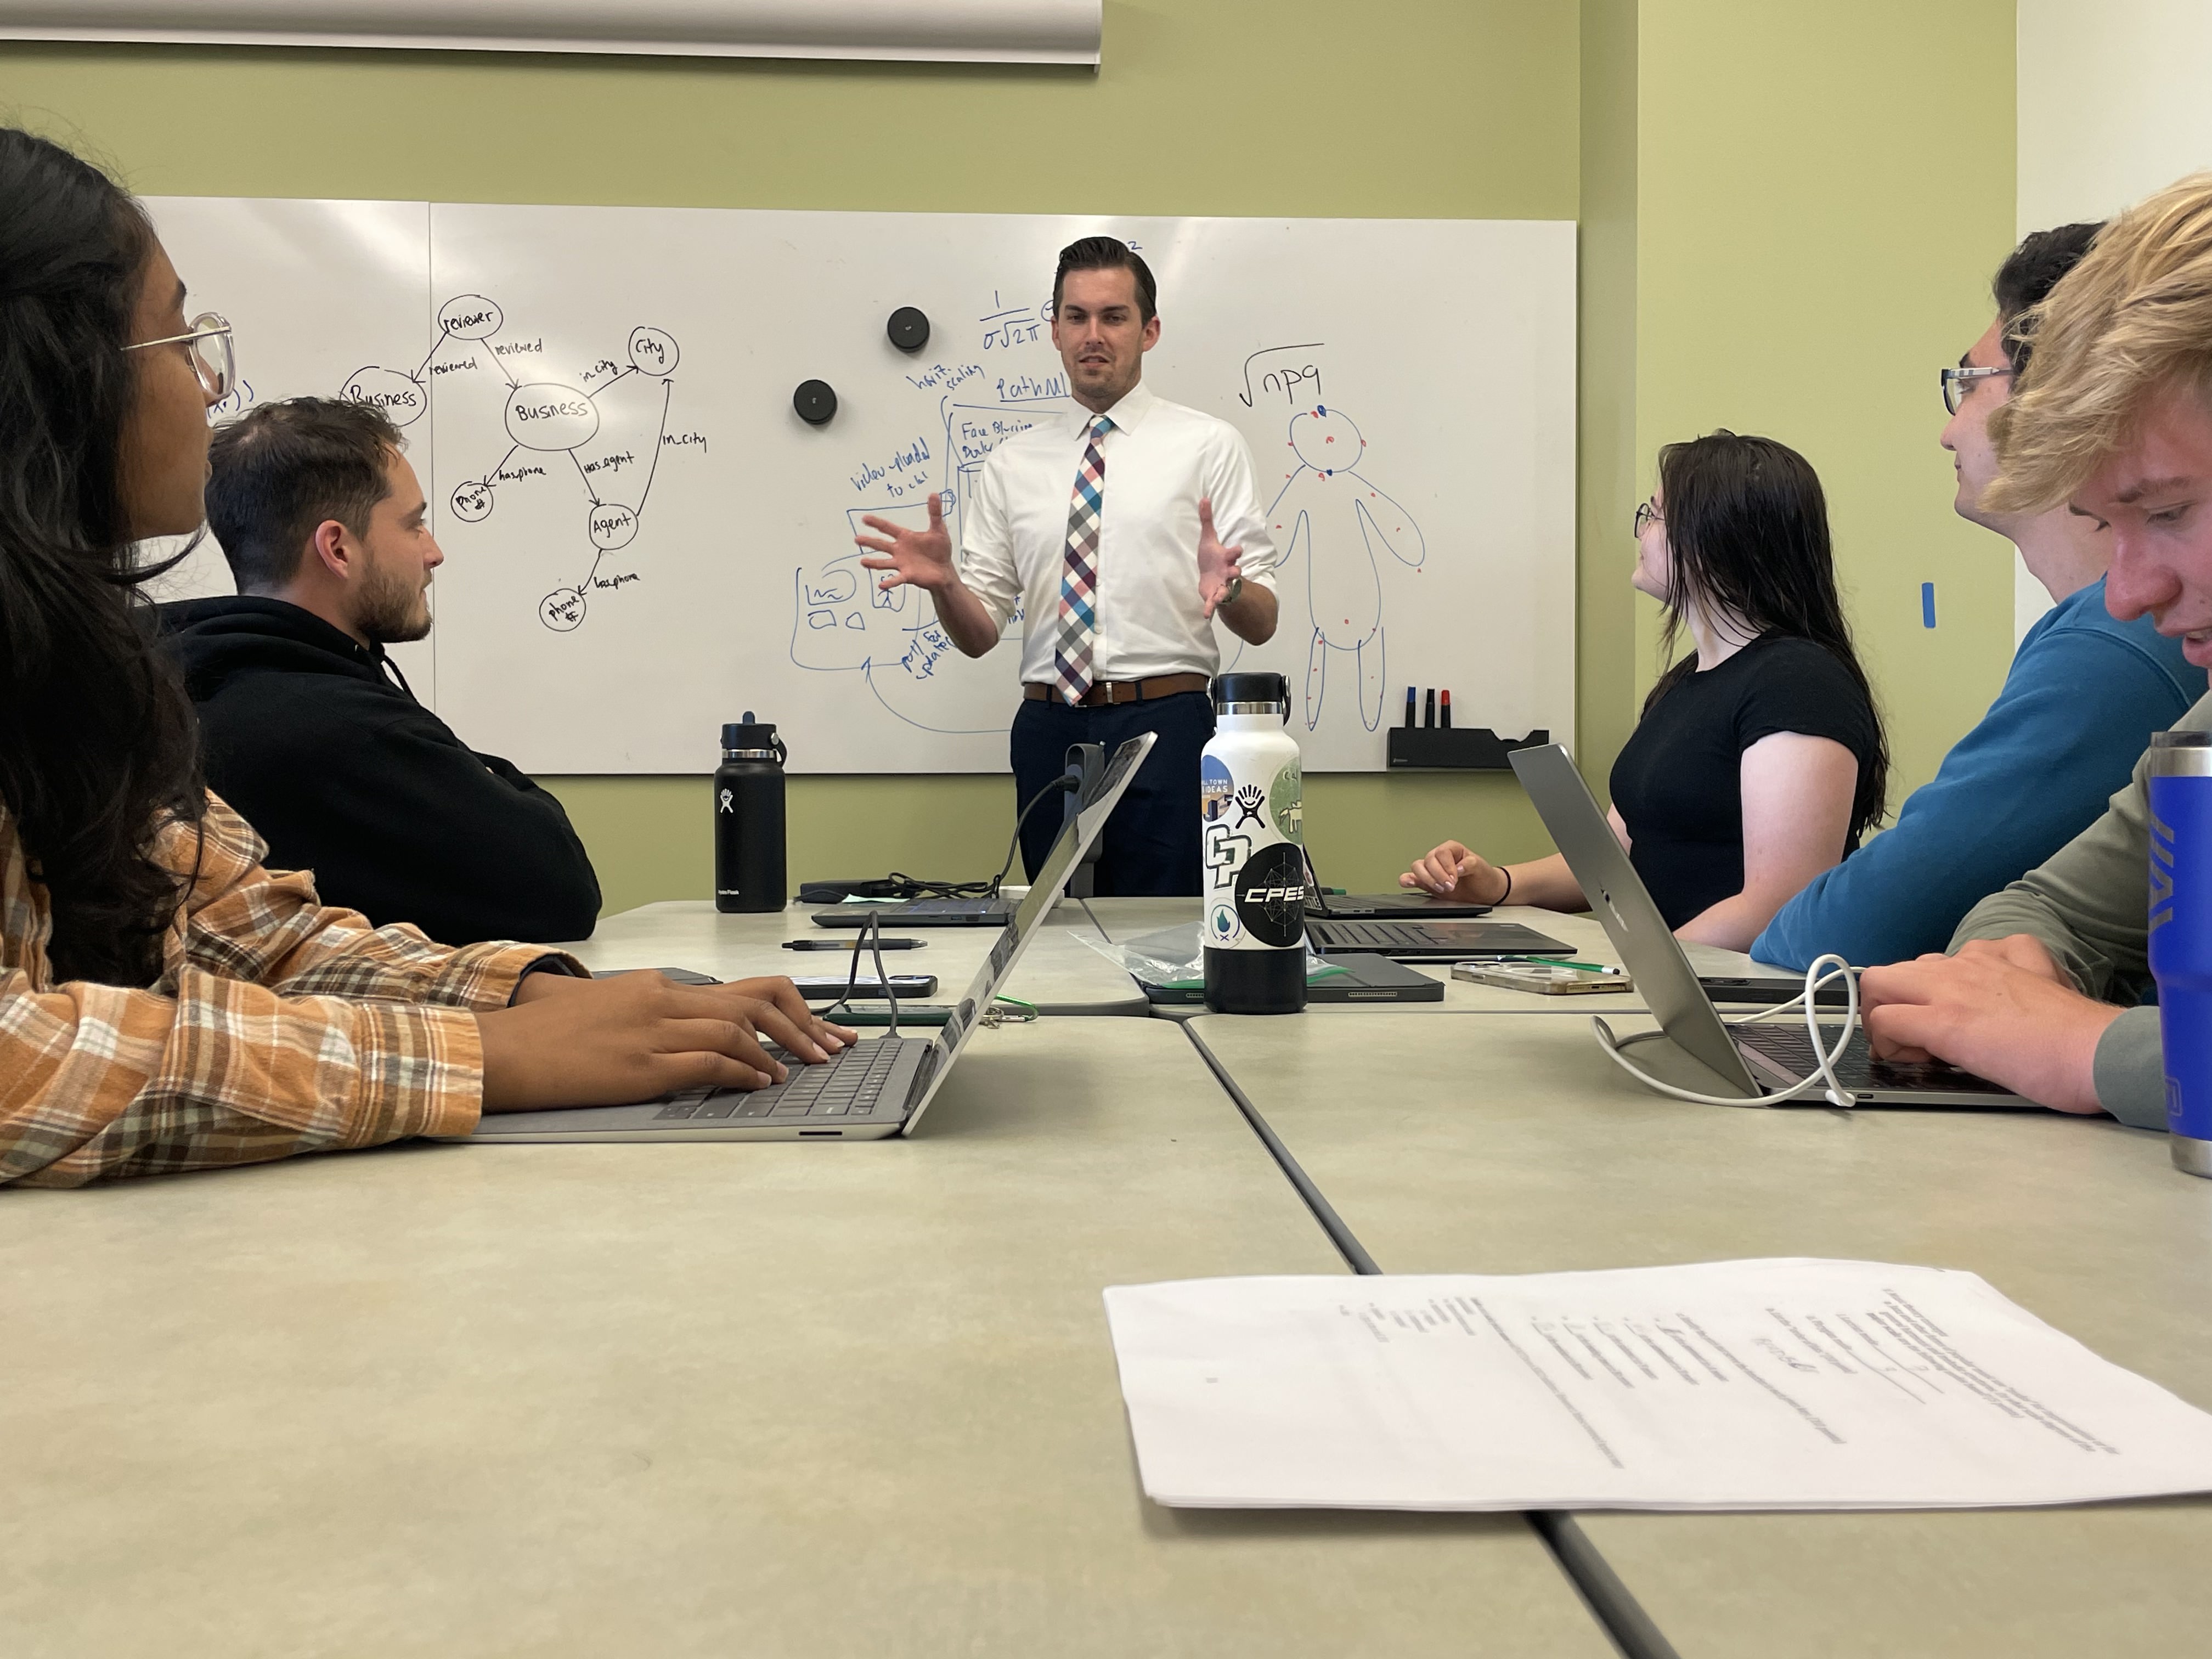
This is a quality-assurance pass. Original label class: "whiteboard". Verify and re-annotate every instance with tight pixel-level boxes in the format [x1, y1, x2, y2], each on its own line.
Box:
[144, 199, 1576, 774]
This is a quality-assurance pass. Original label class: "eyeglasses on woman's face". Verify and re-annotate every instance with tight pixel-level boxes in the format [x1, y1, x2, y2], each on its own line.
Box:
[123, 312, 235, 403]
[1634, 499, 1662, 537]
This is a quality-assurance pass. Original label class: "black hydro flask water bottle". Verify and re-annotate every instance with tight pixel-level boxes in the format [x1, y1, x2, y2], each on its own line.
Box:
[714, 713, 788, 913]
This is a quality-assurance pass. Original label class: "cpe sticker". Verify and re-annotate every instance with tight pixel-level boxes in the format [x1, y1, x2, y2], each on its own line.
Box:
[1233, 842, 1308, 949]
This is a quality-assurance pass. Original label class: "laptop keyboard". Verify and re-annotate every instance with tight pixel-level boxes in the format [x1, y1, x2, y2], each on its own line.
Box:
[1733, 1023, 2015, 1096]
[653, 1037, 917, 1121]
[1312, 919, 1566, 952]
[1317, 921, 1458, 948]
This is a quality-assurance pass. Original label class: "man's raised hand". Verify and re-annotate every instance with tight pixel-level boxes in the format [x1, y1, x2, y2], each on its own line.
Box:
[856, 490, 956, 592]
[1197, 495, 1244, 619]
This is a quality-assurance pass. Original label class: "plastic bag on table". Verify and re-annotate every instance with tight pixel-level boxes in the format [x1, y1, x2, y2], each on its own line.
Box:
[1073, 921, 1342, 990]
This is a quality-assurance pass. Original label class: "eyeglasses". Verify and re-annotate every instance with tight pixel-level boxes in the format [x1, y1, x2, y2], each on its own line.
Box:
[1634, 500, 1662, 536]
[1940, 363, 2012, 415]
[124, 312, 235, 403]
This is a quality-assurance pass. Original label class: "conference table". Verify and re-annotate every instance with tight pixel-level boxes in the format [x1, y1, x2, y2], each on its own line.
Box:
[0, 1018, 1615, 1658]
[575, 895, 1791, 1022]
[14, 891, 2205, 1658]
[570, 896, 1152, 1015]
[1186, 1009, 2212, 1658]
[1048, 894, 1782, 1015]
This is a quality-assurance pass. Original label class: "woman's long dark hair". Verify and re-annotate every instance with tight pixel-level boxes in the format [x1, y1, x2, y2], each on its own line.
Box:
[1641, 431, 1890, 840]
[0, 129, 204, 985]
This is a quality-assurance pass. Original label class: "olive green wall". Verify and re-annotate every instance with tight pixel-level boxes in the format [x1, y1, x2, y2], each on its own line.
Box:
[1626, 1, 2020, 809]
[3, 0, 2019, 916]
[2, 1, 1578, 915]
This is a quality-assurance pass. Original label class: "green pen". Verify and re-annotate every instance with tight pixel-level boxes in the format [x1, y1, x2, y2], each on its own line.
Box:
[1518, 955, 1623, 975]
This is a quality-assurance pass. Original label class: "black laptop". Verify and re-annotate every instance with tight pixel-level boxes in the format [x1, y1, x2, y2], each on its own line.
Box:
[1300, 850, 1569, 960]
[1298, 851, 1493, 920]
[811, 895, 1013, 929]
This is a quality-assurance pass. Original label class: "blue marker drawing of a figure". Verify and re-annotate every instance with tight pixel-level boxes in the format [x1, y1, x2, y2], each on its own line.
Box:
[1267, 404, 1425, 731]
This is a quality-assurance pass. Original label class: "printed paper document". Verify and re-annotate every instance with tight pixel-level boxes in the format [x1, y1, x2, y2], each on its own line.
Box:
[1103, 1258, 2212, 1510]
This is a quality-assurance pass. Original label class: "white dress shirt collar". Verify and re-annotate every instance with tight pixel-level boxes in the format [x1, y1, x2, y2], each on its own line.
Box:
[1067, 378, 1158, 439]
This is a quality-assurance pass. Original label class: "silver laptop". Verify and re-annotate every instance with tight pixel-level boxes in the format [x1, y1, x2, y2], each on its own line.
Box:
[470, 732, 1157, 1142]
[1509, 743, 2022, 1108]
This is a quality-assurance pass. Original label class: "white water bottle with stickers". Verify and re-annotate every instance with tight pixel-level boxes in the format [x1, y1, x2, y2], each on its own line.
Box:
[1200, 672, 1307, 1014]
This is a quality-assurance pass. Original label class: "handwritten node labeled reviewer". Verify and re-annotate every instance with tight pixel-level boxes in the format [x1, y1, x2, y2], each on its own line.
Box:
[339, 294, 699, 633]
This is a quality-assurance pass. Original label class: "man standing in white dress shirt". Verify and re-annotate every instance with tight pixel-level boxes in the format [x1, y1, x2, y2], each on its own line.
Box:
[856, 236, 1279, 895]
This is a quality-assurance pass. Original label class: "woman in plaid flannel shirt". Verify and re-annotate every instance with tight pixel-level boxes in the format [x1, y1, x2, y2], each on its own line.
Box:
[0, 131, 853, 1187]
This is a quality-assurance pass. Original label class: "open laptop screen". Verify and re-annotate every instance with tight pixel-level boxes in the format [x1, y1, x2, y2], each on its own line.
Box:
[901, 731, 1156, 1133]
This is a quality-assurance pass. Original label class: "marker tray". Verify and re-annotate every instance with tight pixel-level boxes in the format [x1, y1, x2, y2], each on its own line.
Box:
[1386, 727, 1550, 770]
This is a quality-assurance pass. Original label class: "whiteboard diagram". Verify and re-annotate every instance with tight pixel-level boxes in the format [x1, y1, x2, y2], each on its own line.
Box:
[789, 301, 1065, 735]
[1226, 397, 1429, 733]
[142, 200, 1575, 774]
[341, 293, 690, 634]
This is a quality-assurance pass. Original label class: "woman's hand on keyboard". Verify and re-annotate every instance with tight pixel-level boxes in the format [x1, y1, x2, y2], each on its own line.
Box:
[723, 976, 861, 1060]
[478, 973, 861, 1113]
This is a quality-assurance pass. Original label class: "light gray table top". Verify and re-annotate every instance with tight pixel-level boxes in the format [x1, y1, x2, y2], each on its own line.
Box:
[561, 898, 1150, 1017]
[0, 1019, 1611, 1659]
[1188, 1010, 2212, 1659]
[1076, 896, 1785, 1015]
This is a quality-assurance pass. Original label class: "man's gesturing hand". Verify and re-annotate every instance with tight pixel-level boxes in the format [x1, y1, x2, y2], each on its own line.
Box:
[479, 972, 861, 1112]
[856, 491, 956, 593]
[1197, 495, 1244, 619]
[1859, 941, 2117, 1114]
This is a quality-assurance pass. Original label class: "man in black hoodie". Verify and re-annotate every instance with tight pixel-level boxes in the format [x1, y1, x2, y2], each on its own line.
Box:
[166, 396, 601, 944]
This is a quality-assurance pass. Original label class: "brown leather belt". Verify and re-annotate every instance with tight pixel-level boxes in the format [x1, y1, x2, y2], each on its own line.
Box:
[1023, 673, 1210, 707]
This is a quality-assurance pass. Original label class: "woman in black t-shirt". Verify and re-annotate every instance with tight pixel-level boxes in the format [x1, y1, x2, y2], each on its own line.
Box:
[1401, 432, 1888, 949]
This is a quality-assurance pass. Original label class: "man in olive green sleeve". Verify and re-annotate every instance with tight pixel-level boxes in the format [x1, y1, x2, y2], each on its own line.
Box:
[1910, 693, 2212, 1127]
[1860, 173, 2212, 1123]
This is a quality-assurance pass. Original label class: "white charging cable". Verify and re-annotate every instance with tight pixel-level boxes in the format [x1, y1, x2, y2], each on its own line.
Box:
[1592, 951, 1861, 1108]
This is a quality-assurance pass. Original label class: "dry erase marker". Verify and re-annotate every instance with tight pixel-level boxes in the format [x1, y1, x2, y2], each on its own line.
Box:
[1441, 689, 1452, 729]
[1404, 686, 1417, 729]
[1423, 688, 1436, 728]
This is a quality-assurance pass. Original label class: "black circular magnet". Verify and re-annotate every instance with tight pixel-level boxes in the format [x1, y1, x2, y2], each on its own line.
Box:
[792, 379, 838, 426]
[887, 306, 931, 352]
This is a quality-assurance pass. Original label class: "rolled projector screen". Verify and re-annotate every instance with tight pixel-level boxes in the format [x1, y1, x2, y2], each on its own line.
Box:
[0, 0, 1101, 64]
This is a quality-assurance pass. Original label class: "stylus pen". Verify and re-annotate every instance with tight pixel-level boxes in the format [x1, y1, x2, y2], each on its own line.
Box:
[783, 938, 928, 950]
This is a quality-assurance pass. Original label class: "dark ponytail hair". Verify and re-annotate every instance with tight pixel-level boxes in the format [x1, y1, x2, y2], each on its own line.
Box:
[1641, 431, 1889, 841]
[0, 128, 204, 985]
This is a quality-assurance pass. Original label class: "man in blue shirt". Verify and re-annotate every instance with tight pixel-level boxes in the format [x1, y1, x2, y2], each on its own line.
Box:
[1754, 225, 2204, 970]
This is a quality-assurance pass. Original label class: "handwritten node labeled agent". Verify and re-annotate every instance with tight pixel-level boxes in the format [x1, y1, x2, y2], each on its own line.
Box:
[341, 295, 693, 634]
[1266, 404, 1426, 731]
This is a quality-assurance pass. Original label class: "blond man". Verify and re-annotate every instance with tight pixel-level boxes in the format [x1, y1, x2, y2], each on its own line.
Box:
[1861, 174, 2212, 1127]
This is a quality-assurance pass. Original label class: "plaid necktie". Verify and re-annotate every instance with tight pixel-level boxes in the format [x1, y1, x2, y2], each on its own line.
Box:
[1054, 414, 1112, 703]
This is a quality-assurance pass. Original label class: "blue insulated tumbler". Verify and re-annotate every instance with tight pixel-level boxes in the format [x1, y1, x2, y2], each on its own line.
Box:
[2149, 730, 2212, 1176]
